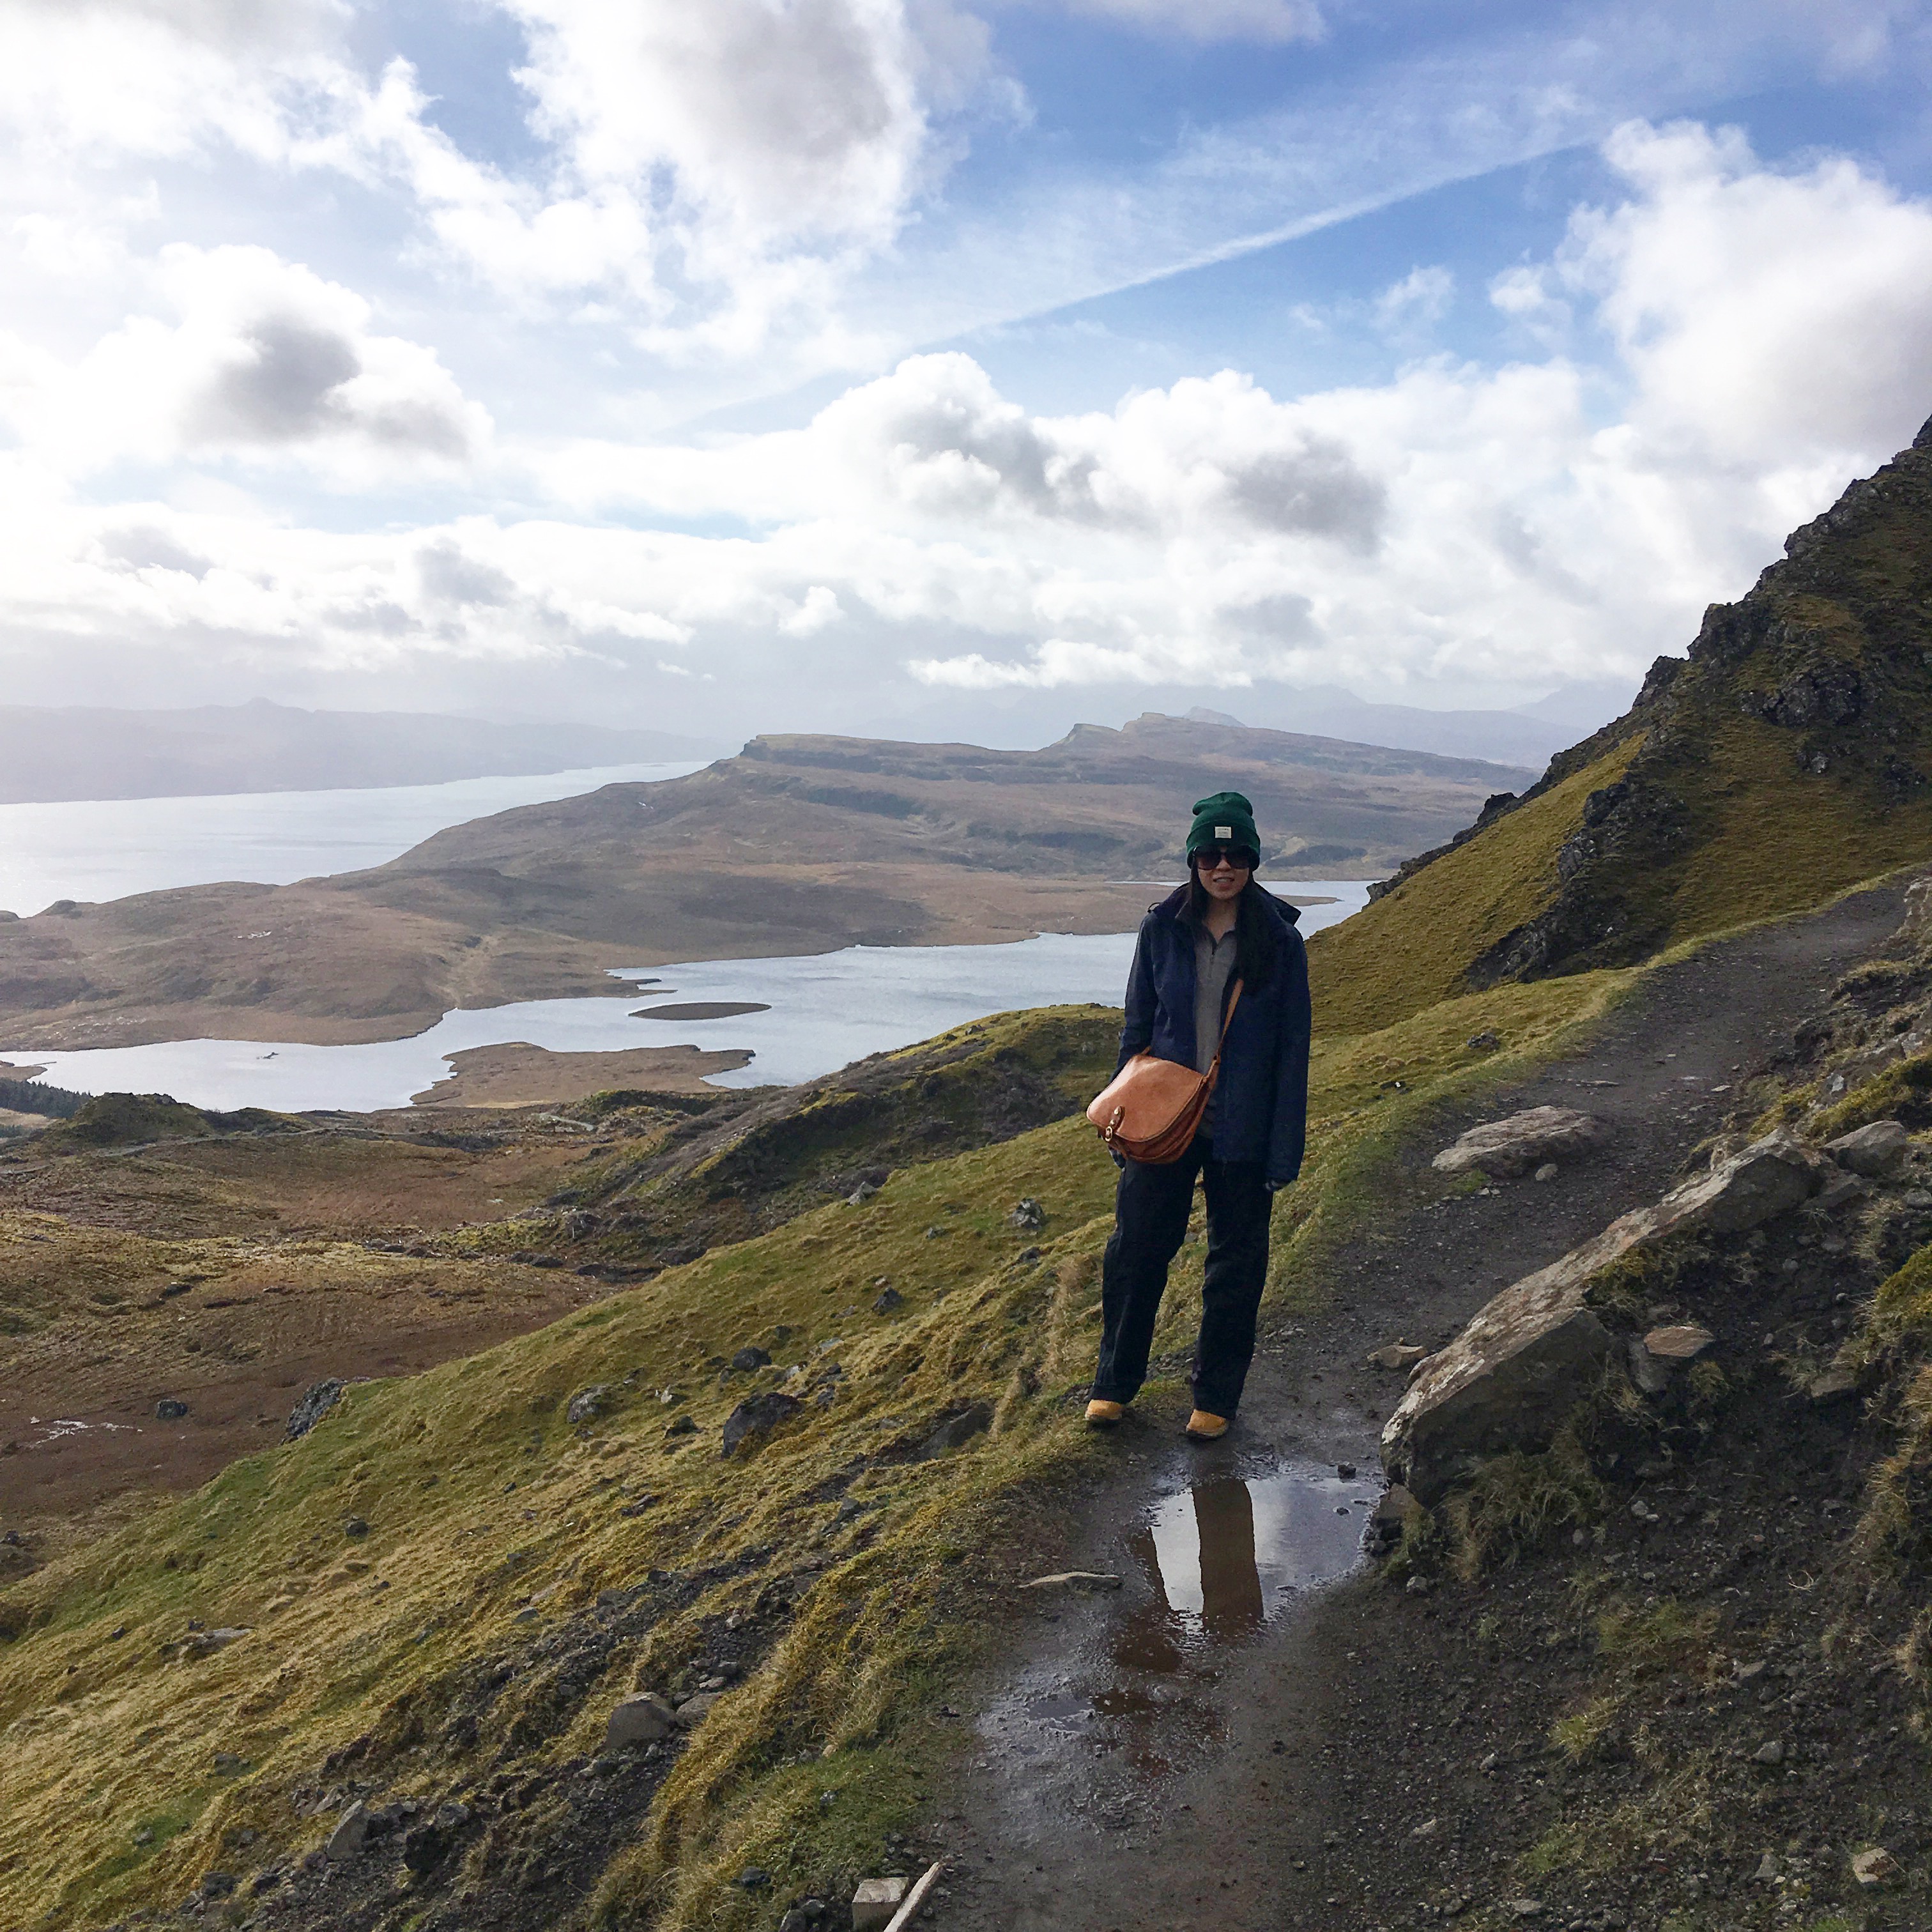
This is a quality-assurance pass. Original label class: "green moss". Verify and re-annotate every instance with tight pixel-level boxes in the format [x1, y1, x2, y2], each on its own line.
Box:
[1594, 1598, 1717, 1678]
[1445, 1436, 1605, 1579]
[1812, 1050, 1932, 1137]
[34, 1092, 303, 1153]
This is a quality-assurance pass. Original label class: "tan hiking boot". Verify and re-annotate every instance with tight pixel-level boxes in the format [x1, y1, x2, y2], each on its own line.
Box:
[1184, 1409, 1230, 1441]
[1084, 1399, 1126, 1427]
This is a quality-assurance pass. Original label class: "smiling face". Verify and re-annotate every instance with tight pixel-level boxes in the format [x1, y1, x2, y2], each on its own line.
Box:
[1193, 845, 1254, 903]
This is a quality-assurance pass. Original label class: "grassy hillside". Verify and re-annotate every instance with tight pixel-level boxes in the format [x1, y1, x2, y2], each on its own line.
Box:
[1311, 416, 1932, 1034]
[0, 972, 1629, 1931]
[1307, 738, 1642, 1034]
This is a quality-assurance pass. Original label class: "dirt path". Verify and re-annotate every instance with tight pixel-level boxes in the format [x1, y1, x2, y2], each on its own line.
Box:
[926, 878, 1915, 1932]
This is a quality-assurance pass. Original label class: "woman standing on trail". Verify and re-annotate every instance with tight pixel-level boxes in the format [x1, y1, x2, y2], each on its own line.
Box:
[1085, 790, 1312, 1443]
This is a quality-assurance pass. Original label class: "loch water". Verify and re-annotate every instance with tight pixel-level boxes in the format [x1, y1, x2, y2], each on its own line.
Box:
[0, 761, 708, 916]
[9, 888, 1371, 1112]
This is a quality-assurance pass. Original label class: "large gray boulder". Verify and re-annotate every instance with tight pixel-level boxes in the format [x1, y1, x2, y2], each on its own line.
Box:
[1431, 1107, 1605, 1178]
[1386, 1132, 1826, 1499]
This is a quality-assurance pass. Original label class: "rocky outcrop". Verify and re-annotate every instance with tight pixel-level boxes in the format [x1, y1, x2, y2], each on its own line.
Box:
[720, 1392, 801, 1457]
[1430, 1107, 1605, 1178]
[1366, 411, 1932, 992]
[284, 1379, 344, 1441]
[1384, 1133, 1829, 1499]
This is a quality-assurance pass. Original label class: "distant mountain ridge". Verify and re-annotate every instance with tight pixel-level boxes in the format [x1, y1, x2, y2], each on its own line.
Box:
[0, 699, 723, 803]
[1199, 678, 1637, 769]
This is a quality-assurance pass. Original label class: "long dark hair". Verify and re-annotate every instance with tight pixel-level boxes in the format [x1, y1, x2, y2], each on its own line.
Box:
[1186, 864, 1277, 993]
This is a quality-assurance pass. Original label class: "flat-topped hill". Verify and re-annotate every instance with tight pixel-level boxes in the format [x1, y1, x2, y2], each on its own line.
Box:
[0, 715, 1528, 1051]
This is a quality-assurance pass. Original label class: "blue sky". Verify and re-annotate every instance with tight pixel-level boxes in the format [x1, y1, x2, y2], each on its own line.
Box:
[1, 0, 1929, 749]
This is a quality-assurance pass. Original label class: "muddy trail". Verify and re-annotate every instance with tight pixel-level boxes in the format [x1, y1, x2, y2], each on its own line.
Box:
[925, 878, 1915, 1932]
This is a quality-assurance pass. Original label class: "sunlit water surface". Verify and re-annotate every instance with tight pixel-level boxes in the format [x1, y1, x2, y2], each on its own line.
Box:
[9, 887, 1370, 1110]
[0, 761, 709, 916]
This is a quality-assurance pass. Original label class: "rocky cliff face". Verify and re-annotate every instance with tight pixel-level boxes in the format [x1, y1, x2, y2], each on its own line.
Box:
[1321, 413, 1932, 1029]
[1485, 413, 1932, 980]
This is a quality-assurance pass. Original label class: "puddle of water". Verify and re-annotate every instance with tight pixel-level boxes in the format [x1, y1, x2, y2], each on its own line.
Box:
[1117, 1467, 1368, 1667]
[1025, 1692, 1087, 1722]
[978, 1464, 1375, 1836]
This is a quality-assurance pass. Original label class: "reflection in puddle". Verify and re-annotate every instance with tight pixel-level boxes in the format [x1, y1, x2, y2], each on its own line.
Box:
[1118, 1468, 1367, 1669]
[983, 1466, 1373, 1827]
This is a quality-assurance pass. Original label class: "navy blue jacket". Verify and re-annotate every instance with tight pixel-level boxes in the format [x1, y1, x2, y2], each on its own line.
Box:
[1115, 884, 1312, 1186]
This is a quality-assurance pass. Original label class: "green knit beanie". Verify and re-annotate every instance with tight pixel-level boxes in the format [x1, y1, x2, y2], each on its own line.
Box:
[1185, 790, 1261, 863]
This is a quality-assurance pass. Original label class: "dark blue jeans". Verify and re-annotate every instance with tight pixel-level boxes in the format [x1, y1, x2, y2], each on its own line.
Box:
[1091, 1135, 1271, 1418]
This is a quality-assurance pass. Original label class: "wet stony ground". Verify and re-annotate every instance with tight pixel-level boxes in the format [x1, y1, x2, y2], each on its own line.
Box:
[928, 879, 1923, 1932]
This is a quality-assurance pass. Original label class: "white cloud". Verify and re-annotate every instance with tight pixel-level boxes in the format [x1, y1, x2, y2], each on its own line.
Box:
[1560, 119, 1932, 469]
[3, 116, 1931, 737]
[506, 1, 940, 251]
[0, 245, 489, 482]
[1053, 0, 1324, 44]
[1374, 264, 1455, 332]
[0, 0, 993, 367]
[0, 0, 349, 165]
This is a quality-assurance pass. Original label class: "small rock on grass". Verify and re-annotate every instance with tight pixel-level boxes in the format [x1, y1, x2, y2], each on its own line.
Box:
[155, 1398, 188, 1420]
[721, 1392, 801, 1457]
[1851, 1846, 1901, 1887]
[664, 1414, 698, 1437]
[605, 1693, 677, 1749]
[674, 1692, 719, 1728]
[567, 1384, 611, 1424]
[730, 1346, 772, 1372]
[284, 1379, 343, 1441]
[913, 1404, 990, 1459]
[182, 1627, 250, 1659]
[325, 1804, 368, 1862]
[873, 1287, 903, 1314]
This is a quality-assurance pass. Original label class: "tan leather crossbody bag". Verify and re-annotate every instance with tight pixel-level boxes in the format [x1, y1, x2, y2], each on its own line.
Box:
[1086, 979, 1243, 1165]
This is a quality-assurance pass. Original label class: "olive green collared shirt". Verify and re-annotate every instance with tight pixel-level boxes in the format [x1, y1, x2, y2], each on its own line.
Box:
[1194, 922, 1238, 1141]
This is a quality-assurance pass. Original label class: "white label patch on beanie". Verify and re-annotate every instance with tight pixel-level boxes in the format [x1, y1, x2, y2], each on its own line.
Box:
[1215, 825, 1232, 838]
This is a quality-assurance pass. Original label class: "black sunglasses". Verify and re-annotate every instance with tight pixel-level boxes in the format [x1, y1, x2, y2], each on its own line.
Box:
[1195, 845, 1257, 870]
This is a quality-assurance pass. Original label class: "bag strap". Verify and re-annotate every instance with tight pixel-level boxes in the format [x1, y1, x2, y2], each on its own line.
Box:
[1206, 977, 1244, 1074]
